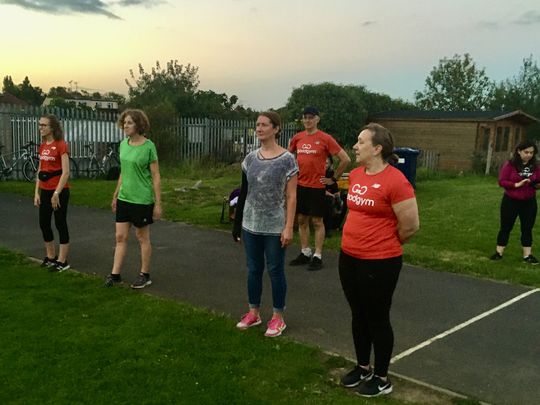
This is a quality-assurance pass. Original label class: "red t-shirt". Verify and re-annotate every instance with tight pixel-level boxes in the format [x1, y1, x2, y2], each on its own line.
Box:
[38, 140, 70, 190]
[288, 130, 342, 189]
[341, 165, 415, 259]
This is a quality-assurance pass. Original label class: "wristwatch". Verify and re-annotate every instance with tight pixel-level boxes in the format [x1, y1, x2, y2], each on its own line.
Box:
[331, 176, 337, 183]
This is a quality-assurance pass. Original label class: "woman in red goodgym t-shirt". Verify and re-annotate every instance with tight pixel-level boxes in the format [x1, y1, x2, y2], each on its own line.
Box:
[33, 114, 71, 272]
[338, 123, 419, 397]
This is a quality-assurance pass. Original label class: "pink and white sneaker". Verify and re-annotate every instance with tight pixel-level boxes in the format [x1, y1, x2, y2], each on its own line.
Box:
[264, 317, 286, 337]
[236, 312, 262, 330]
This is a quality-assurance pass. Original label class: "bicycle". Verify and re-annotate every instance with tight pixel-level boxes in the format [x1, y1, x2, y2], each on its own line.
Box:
[0, 141, 40, 182]
[81, 142, 120, 179]
[0, 141, 79, 182]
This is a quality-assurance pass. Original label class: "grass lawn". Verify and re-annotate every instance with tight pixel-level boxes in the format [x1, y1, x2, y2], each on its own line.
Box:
[2, 163, 539, 287]
[0, 247, 453, 405]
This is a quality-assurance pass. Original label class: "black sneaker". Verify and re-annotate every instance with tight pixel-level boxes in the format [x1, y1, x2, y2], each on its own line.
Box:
[131, 273, 152, 289]
[524, 255, 539, 265]
[308, 256, 323, 271]
[490, 252, 503, 261]
[53, 261, 70, 272]
[105, 274, 122, 287]
[356, 375, 392, 397]
[41, 256, 57, 268]
[289, 253, 311, 266]
[341, 365, 373, 388]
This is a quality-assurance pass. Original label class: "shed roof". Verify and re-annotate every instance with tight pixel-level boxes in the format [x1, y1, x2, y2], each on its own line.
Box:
[368, 110, 539, 125]
[0, 93, 28, 106]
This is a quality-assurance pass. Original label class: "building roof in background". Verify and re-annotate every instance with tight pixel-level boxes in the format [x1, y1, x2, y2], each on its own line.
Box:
[368, 110, 540, 125]
[0, 93, 28, 106]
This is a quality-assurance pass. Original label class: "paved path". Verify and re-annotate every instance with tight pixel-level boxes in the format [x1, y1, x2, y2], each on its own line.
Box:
[1, 192, 538, 404]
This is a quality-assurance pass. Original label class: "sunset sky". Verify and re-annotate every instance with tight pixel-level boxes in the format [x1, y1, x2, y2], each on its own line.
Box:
[1, 0, 540, 110]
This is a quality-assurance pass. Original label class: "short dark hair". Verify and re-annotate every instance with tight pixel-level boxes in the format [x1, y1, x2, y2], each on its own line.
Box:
[117, 109, 150, 135]
[41, 114, 64, 141]
[259, 111, 282, 139]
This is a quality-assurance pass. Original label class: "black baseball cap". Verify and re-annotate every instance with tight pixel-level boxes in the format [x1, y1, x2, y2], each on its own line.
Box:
[302, 106, 319, 116]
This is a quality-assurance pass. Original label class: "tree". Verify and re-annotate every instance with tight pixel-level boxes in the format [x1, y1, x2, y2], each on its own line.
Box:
[124, 60, 258, 158]
[103, 92, 126, 105]
[415, 53, 495, 111]
[19, 76, 45, 105]
[48, 86, 72, 99]
[47, 97, 93, 112]
[490, 56, 540, 138]
[2, 76, 17, 95]
[125, 60, 200, 113]
[2, 75, 45, 106]
[281, 83, 366, 147]
[280, 83, 414, 147]
[124, 60, 201, 159]
[125, 60, 255, 119]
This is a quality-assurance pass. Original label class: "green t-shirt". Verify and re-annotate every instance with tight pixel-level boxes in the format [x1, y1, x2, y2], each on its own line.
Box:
[118, 138, 158, 205]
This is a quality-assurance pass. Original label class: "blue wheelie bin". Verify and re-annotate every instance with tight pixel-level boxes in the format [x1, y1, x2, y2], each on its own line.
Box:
[393, 147, 420, 188]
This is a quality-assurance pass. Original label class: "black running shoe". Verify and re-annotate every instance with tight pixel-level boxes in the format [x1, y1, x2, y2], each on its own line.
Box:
[356, 375, 392, 397]
[105, 274, 122, 287]
[490, 252, 503, 261]
[340, 366, 373, 388]
[54, 261, 70, 272]
[524, 255, 539, 265]
[289, 253, 311, 266]
[131, 273, 152, 289]
[307, 256, 323, 271]
[41, 256, 57, 268]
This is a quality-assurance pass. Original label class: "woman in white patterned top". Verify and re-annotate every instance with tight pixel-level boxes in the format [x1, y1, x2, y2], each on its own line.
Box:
[232, 111, 298, 337]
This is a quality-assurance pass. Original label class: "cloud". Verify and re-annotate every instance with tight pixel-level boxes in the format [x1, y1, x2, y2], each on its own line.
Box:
[477, 20, 500, 30]
[114, 0, 165, 7]
[0, 0, 120, 18]
[0, 0, 165, 19]
[360, 20, 376, 27]
[514, 10, 540, 25]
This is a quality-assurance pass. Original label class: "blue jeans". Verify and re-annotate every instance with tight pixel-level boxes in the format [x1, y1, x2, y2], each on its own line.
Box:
[242, 230, 287, 312]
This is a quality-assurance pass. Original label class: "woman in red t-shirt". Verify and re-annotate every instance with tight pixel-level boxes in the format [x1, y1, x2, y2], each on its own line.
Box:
[33, 114, 71, 272]
[339, 123, 419, 397]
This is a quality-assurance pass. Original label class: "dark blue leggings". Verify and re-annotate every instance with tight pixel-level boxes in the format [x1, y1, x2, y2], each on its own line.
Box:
[496, 194, 537, 247]
[39, 188, 70, 244]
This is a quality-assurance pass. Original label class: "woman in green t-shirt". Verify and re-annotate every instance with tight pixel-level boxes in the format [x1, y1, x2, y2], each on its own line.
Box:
[105, 109, 162, 289]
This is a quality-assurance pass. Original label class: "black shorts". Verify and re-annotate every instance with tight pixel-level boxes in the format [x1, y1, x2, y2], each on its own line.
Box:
[296, 185, 326, 217]
[116, 199, 154, 228]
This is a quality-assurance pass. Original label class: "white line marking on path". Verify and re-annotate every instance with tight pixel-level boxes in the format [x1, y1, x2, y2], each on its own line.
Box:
[391, 288, 540, 364]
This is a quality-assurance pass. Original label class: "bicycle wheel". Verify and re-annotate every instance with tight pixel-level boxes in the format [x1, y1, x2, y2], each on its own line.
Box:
[22, 158, 39, 182]
[85, 158, 100, 179]
[69, 157, 79, 179]
[103, 154, 120, 172]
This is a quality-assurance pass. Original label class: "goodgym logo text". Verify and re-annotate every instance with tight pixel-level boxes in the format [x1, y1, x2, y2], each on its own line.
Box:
[298, 143, 317, 155]
[348, 183, 375, 206]
[40, 149, 55, 161]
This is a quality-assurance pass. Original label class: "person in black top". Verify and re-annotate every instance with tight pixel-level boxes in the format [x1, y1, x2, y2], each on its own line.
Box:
[323, 156, 343, 237]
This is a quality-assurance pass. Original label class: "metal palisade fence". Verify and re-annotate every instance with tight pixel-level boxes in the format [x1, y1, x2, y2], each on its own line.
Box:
[0, 104, 299, 179]
[171, 117, 297, 163]
[0, 104, 123, 179]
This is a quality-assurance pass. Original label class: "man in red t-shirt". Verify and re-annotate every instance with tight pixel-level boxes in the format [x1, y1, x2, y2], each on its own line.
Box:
[288, 107, 351, 270]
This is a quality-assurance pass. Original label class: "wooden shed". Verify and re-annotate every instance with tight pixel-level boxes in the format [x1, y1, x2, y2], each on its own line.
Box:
[368, 110, 540, 172]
